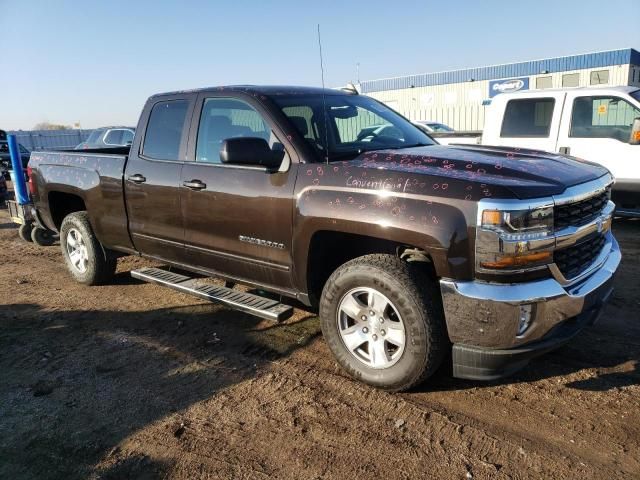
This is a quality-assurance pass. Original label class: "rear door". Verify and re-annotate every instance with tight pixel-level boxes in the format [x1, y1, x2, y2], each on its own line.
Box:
[486, 93, 565, 153]
[124, 94, 196, 263]
[180, 92, 299, 291]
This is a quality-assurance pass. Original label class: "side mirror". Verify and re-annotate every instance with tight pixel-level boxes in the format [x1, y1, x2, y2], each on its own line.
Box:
[630, 117, 640, 145]
[220, 137, 284, 169]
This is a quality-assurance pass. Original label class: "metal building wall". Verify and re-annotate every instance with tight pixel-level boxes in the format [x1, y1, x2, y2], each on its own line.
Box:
[361, 49, 638, 131]
[366, 64, 633, 131]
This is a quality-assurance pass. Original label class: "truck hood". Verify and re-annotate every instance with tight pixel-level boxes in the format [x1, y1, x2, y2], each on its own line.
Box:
[343, 144, 610, 200]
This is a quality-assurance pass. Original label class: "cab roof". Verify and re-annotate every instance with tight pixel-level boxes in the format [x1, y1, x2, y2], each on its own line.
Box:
[150, 85, 356, 99]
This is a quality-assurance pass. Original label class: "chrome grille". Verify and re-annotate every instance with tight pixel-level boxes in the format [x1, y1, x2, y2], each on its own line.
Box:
[554, 188, 610, 230]
[554, 234, 606, 280]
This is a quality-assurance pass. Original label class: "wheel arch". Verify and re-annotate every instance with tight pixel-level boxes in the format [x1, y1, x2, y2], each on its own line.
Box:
[301, 229, 440, 307]
[48, 190, 87, 231]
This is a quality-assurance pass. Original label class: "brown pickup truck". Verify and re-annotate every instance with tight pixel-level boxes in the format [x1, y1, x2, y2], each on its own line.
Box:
[27, 85, 621, 391]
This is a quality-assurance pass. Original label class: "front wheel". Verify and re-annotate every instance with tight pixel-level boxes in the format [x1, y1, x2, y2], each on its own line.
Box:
[320, 254, 447, 392]
[60, 211, 116, 285]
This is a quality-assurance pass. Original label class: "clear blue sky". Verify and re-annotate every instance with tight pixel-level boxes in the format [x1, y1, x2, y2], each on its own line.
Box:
[1, 0, 638, 130]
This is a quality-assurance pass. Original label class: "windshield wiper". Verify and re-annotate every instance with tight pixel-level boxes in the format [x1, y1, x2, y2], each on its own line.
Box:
[395, 143, 434, 149]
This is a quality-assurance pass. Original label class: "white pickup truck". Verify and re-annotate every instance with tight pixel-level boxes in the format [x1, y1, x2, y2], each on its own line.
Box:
[434, 86, 640, 216]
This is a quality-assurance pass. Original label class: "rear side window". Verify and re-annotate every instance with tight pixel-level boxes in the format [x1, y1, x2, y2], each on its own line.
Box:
[500, 98, 555, 137]
[143, 100, 189, 160]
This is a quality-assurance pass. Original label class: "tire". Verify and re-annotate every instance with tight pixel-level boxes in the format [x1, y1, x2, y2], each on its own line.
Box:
[18, 223, 33, 242]
[30, 227, 55, 246]
[59, 211, 116, 285]
[320, 254, 447, 392]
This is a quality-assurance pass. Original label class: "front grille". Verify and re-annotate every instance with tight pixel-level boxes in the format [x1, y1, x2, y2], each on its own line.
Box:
[554, 234, 605, 279]
[554, 188, 610, 230]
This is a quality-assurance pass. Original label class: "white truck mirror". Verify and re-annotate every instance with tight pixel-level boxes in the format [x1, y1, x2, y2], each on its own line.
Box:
[631, 118, 640, 145]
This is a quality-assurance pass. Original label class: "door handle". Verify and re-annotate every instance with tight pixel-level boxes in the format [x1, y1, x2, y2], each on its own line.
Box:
[128, 174, 146, 184]
[559, 146, 571, 155]
[183, 179, 207, 190]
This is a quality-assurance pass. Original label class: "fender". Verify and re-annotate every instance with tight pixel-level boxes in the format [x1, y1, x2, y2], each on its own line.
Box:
[292, 180, 475, 294]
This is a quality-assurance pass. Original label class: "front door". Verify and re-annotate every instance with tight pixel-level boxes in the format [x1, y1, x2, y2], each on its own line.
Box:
[124, 95, 195, 263]
[556, 93, 640, 182]
[180, 94, 298, 290]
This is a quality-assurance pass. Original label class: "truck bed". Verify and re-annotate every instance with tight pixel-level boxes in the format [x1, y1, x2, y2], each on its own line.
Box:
[27, 148, 134, 252]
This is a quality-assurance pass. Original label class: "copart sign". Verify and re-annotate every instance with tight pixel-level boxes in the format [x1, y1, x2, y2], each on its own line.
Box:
[489, 77, 529, 98]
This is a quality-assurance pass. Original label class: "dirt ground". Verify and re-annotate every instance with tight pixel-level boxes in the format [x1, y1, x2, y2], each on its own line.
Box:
[0, 197, 638, 480]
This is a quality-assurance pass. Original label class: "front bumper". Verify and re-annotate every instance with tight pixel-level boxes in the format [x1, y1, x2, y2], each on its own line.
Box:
[440, 234, 621, 380]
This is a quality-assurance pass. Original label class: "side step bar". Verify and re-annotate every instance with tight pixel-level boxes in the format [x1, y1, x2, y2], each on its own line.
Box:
[131, 267, 294, 322]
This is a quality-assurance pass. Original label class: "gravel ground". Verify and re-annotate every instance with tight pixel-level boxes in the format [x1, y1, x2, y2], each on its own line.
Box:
[0, 199, 638, 480]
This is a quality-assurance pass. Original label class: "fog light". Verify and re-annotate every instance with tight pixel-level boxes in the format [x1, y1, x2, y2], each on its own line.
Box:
[517, 304, 533, 336]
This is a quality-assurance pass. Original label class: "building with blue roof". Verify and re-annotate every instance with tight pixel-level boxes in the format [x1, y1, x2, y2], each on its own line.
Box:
[360, 48, 640, 130]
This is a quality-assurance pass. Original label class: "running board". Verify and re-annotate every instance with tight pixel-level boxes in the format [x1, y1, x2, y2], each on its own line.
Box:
[131, 267, 293, 322]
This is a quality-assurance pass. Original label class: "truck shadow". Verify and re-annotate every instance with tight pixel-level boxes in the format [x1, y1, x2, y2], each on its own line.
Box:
[0, 301, 320, 480]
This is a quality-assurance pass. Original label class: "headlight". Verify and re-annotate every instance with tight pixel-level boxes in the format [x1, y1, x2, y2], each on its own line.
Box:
[476, 206, 554, 272]
[481, 206, 553, 240]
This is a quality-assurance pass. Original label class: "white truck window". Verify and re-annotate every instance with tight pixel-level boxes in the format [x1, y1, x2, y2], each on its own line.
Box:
[500, 98, 555, 137]
[570, 96, 640, 143]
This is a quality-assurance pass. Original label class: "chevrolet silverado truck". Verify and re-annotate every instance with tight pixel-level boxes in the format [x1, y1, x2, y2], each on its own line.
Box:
[27, 86, 621, 391]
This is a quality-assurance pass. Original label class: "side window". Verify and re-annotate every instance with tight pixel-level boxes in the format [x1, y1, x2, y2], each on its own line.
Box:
[283, 105, 318, 143]
[142, 100, 189, 160]
[536, 76, 552, 89]
[570, 96, 640, 142]
[590, 70, 609, 86]
[500, 98, 555, 137]
[104, 129, 123, 145]
[196, 98, 272, 163]
[562, 73, 580, 88]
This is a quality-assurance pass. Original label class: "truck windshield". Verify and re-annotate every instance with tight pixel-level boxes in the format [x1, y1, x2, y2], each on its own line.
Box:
[272, 94, 435, 161]
[631, 89, 640, 102]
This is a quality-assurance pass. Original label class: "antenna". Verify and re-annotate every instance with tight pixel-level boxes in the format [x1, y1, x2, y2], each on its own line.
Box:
[317, 24, 329, 164]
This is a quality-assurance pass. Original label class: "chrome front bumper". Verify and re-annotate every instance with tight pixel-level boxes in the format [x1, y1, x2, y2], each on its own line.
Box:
[440, 233, 621, 350]
[440, 233, 620, 380]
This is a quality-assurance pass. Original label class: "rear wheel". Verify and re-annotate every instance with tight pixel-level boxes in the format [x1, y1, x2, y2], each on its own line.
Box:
[320, 254, 447, 391]
[31, 227, 55, 246]
[18, 223, 33, 242]
[60, 212, 116, 285]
